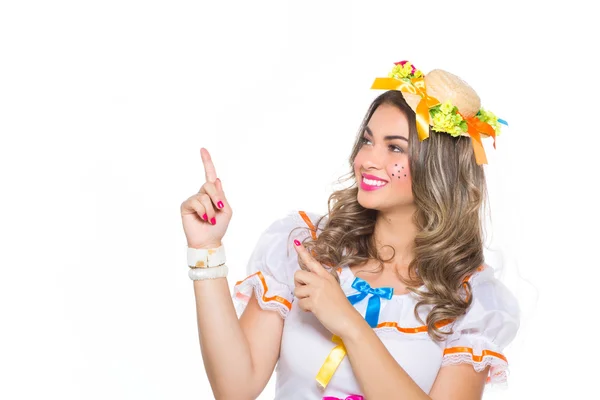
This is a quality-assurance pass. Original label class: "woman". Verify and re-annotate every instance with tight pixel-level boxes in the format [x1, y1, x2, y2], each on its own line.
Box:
[181, 61, 520, 399]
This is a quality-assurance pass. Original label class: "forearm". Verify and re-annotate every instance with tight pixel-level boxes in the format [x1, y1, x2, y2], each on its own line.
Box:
[193, 277, 254, 399]
[340, 315, 430, 400]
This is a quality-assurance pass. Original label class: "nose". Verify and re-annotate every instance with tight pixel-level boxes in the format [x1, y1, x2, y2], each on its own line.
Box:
[361, 153, 383, 170]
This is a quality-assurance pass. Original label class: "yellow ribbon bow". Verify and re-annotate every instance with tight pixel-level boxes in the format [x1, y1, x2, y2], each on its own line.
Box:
[370, 76, 440, 141]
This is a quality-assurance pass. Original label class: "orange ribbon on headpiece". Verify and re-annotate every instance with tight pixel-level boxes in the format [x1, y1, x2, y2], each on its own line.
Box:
[370, 76, 440, 141]
[459, 113, 497, 165]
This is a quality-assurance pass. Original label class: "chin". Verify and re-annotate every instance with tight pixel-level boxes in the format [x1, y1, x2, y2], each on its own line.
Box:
[357, 192, 414, 213]
[356, 193, 381, 211]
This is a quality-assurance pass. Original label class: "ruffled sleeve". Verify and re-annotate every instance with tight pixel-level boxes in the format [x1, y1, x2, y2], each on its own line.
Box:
[441, 267, 520, 385]
[232, 211, 317, 319]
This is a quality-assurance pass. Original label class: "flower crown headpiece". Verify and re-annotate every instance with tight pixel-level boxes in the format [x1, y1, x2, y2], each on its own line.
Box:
[370, 60, 508, 165]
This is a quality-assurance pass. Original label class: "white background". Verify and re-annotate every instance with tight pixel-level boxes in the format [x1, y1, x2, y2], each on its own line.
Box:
[1, 0, 598, 398]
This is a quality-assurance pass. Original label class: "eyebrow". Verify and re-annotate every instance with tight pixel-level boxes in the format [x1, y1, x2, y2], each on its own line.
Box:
[364, 126, 408, 142]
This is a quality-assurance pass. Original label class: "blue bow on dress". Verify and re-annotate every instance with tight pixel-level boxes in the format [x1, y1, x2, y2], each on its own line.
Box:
[346, 277, 394, 328]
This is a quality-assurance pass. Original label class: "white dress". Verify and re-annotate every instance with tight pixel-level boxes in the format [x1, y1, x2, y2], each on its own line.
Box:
[233, 210, 520, 400]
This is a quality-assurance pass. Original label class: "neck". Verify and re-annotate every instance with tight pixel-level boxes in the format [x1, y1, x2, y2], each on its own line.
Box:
[372, 205, 418, 273]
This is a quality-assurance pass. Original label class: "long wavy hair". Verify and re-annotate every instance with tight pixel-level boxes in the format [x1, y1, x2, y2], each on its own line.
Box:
[292, 90, 488, 341]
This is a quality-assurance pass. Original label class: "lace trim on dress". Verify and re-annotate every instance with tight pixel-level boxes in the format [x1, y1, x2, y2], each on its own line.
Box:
[441, 349, 509, 385]
[233, 271, 293, 319]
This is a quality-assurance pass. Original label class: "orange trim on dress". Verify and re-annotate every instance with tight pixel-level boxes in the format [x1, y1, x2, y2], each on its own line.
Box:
[375, 318, 453, 334]
[298, 210, 318, 240]
[443, 346, 508, 363]
[235, 271, 292, 311]
[298, 210, 334, 267]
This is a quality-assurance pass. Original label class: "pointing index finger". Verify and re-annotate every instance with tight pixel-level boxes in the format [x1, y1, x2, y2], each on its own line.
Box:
[294, 239, 327, 276]
[200, 148, 218, 183]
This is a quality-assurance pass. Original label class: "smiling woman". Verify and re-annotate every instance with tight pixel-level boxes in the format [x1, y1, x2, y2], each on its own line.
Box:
[183, 59, 519, 400]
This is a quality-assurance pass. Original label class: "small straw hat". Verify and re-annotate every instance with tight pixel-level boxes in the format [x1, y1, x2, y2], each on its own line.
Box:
[370, 60, 507, 164]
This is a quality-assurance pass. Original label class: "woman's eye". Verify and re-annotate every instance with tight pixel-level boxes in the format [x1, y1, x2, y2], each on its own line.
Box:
[361, 137, 404, 153]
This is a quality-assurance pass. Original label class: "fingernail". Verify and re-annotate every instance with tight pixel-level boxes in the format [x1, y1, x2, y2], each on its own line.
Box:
[294, 239, 301, 246]
[217, 201, 224, 209]
[202, 213, 208, 221]
[210, 217, 216, 225]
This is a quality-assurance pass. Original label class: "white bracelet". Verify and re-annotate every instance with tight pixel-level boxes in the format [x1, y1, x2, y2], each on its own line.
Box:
[188, 264, 229, 280]
[187, 245, 226, 268]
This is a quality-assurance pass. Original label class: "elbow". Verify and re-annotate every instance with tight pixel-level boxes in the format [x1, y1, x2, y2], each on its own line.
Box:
[211, 380, 258, 400]
[213, 389, 256, 400]
[207, 361, 260, 399]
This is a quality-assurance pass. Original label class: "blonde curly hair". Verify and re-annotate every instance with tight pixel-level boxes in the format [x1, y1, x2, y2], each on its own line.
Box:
[290, 90, 488, 342]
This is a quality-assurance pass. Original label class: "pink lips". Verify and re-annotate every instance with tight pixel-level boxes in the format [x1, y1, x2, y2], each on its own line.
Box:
[360, 173, 388, 191]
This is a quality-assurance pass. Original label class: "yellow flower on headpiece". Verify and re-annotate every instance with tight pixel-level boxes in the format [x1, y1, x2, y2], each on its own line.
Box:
[439, 101, 455, 115]
[429, 100, 468, 137]
[388, 61, 423, 80]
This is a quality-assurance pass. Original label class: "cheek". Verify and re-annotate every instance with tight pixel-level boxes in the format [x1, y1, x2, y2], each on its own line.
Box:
[352, 156, 363, 173]
[388, 162, 411, 186]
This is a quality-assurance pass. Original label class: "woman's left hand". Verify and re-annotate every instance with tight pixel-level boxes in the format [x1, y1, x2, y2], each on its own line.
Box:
[292, 240, 361, 338]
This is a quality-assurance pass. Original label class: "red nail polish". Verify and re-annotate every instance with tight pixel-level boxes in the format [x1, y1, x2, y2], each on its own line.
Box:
[210, 217, 216, 225]
[294, 239, 301, 246]
[217, 201, 224, 209]
[202, 213, 208, 221]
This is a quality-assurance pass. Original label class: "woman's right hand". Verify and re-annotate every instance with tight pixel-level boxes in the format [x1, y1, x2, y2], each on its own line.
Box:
[180, 148, 232, 249]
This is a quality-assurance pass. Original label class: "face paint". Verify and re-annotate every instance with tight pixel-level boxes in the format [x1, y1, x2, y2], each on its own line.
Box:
[392, 164, 407, 178]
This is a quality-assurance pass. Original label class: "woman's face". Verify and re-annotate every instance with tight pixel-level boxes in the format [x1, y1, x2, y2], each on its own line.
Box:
[353, 103, 414, 211]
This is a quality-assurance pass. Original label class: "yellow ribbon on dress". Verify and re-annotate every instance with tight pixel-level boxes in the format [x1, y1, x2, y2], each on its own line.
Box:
[316, 334, 347, 389]
[370, 76, 440, 141]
